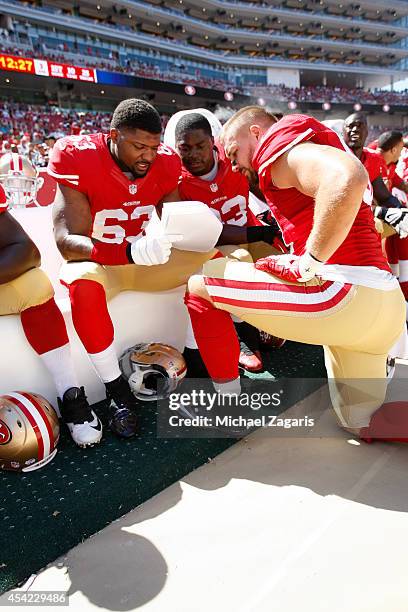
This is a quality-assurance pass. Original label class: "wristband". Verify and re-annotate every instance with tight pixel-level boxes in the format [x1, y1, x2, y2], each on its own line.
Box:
[308, 251, 323, 264]
[383, 195, 403, 209]
[374, 206, 387, 220]
[91, 241, 132, 265]
[246, 225, 278, 244]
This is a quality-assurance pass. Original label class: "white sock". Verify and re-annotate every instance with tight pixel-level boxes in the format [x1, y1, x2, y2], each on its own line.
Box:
[185, 316, 198, 349]
[40, 343, 79, 397]
[89, 343, 121, 383]
[390, 263, 399, 277]
[213, 377, 241, 396]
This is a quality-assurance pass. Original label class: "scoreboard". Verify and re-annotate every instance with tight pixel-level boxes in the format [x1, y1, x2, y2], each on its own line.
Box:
[0, 54, 34, 74]
[0, 53, 98, 83]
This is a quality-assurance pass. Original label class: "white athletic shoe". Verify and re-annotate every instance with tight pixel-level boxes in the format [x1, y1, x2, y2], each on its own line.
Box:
[58, 387, 103, 447]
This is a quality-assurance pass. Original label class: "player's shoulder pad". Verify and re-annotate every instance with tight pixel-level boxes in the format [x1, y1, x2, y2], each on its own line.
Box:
[157, 143, 179, 158]
[53, 133, 99, 154]
[263, 114, 319, 149]
[157, 143, 181, 171]
[365, 147, 381, 156]
[273, 113, 317, 131]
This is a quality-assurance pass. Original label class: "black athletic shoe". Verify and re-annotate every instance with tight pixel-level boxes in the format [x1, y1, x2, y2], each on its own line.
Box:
[105, 376, 139, 438]
[58, 387, 103, 447]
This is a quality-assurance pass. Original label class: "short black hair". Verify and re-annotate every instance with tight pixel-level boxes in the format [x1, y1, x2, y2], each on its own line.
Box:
[175, 113, 213, 142]
[378, 130, 403, 151]
[110, 98, 162, 133]
[344, 112, 367, 125]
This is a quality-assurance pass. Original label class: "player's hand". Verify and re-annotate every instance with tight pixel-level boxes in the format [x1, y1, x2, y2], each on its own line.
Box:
[375, 206, 408, 238]
[255, 252, 323, 283]
[130, 234, 182, 266]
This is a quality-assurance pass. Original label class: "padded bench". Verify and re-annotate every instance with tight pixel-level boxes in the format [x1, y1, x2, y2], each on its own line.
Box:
[0, 206, 189, 406]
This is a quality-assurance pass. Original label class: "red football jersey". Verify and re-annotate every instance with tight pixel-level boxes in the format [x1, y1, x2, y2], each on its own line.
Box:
[360, 148, 383, 183]
[48, 133, 181, 245]
[380, 160, 403, 191]
[252, 114, 389, 271]
[178, 142, 259, 227]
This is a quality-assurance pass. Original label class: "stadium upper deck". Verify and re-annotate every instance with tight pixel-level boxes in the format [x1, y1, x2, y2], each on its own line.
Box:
[1, 0, 408, 90]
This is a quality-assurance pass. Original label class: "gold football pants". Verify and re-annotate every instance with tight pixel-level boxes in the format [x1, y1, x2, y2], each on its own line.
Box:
[201, 257, 406, 428]
[0, 268, 54, 315]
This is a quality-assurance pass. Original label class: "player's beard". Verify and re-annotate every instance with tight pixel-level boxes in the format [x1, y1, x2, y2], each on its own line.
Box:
[347, 140, 362, 154]
[241, 166, 258, 184]
[132, 161, 152, 178]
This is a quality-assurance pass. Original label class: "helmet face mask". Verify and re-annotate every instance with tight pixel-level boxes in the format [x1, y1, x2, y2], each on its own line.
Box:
[0, 154, 44, 208]
[120, 343, 187, 401]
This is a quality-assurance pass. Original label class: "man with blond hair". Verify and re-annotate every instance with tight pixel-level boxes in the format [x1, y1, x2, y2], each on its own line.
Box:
[183, 107, 406, 441]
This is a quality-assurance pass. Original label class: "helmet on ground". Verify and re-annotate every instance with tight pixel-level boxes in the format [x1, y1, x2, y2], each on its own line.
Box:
[0, 392, 59, 472]
[119, 343, 187, 401]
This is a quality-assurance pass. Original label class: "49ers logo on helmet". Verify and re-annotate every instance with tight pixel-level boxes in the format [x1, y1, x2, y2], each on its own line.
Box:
[0, 419, 11, 444]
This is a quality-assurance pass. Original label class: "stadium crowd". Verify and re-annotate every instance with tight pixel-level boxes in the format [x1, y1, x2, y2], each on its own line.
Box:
[0, 101, 398, 167]
[250, 84, 408, 105]
[2, 37, 408, 104]
[0, 102, 172, 165]
[0, 41, 243, 93]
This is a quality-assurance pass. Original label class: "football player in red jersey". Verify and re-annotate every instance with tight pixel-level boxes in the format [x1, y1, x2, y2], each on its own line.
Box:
[376, 131, 408, 194]
[343, 114, 408, 234]
[184, 106, 407, 442]
[0, 164, 102, 449]
[175, 112, 285, 373]
[374, 131, 408, 312]
[343, 114, 408, 325]
[49, 99, 214, 438]
[343, 114, 402, 209]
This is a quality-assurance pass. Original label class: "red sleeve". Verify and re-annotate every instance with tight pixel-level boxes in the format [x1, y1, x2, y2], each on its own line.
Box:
[157, 145, 182, 197]
[392, 169, 403, 189]
[253, 114, 317, 176]
[47, 137, 85, 193]
[362, 150, 383, 183]
[378, 157, 388, 182]
[0, 184, 7, 212]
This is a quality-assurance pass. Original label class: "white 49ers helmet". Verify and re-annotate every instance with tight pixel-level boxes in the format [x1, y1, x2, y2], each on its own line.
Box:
[0, 153, 43, 208]
[0, 392, 60, 472]
[119, 343, 187, 401]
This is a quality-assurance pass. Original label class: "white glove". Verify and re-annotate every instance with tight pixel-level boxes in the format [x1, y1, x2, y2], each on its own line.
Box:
[255, 252, 323, 283]
[375, 207, 408, 238]
[130, 234, 181, 266]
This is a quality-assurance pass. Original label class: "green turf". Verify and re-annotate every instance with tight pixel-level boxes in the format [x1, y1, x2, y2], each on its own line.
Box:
[0, 341, 325, 594]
